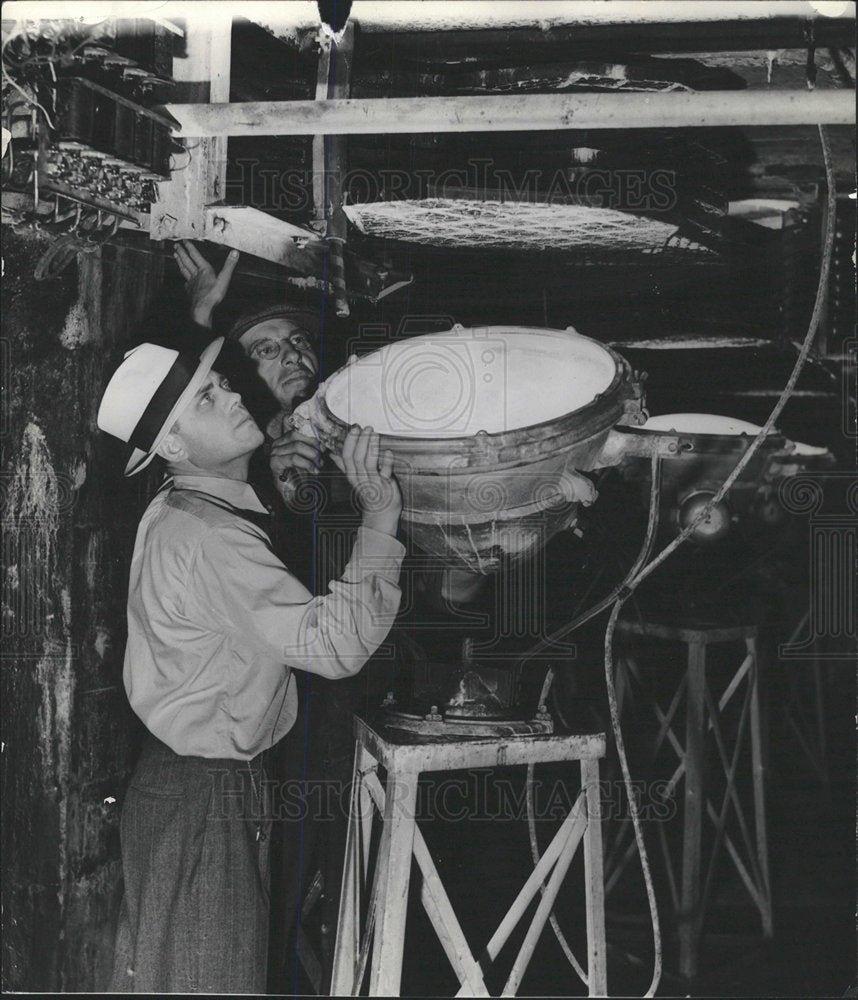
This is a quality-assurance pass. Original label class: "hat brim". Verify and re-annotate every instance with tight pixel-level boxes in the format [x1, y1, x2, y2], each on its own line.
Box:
[229, 306, 322, 345]
[124, 337, 225, 476]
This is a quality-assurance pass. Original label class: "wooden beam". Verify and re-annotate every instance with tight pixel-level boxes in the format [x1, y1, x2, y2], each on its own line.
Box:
[166, 89, 855, 138]
[200, 205, 412, 304]
[333, 21, 855, 59]
[202, 205, 318, 267]
[248, 1, 853, 33]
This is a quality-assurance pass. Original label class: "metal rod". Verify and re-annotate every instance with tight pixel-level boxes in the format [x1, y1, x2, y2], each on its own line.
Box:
[503, 807, 585, 996]
[484, 795, 587, 965]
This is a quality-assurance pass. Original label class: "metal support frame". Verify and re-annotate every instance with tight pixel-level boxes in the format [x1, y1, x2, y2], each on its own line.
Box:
[331, 719, 608, 997]
[608, 620, 773, 981]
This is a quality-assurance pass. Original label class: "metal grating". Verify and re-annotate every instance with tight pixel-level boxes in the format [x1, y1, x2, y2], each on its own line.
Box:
[344, 197, 716, 260]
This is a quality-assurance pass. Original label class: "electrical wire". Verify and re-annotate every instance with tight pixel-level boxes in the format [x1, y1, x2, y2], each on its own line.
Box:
[522, 120, 835, 1000]
[526, 449, 662, 991]
[169, 144, 193, 172]
[2, 26, 56, 130]
[623, 124, 834, 599]
[602, 121, 834, 999]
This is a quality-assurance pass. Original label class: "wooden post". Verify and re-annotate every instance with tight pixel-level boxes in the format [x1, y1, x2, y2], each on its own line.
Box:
[150, 14, 232, 241]
[312, 33, 332, 230]
[312, 23, 355, 318]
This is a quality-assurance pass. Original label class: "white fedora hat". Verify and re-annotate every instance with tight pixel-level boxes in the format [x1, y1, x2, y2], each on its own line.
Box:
[97, 338, 224, 476]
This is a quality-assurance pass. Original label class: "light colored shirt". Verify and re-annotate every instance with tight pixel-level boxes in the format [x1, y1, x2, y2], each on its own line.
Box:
[123, 474, 405, 759]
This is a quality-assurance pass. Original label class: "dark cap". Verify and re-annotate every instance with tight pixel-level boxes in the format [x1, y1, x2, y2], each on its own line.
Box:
[226, 304, 323, 344]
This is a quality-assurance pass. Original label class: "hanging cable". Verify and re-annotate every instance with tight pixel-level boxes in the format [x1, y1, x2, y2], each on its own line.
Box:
[600, 122, 835, 998]
[526, 449, 662, 990]
[621, 124, 834, 600]
[522, 121, 835, 999]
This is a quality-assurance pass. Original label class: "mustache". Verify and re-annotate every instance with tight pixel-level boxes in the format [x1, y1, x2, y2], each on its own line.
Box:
[280, 363, 314, 381]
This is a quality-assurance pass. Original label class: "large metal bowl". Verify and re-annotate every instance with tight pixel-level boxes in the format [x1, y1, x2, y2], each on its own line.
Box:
[320, 325, 646, 574]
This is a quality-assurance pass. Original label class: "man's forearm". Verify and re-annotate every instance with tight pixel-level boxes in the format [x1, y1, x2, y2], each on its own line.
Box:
[283, 526, 405, 677]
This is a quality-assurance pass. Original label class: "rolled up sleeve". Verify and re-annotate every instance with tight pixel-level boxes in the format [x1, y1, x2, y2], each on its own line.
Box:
[191, 522, 405, 679]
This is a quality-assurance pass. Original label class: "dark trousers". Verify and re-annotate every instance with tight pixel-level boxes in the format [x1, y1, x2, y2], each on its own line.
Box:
[269, 645, 409, 994]
[110, 734, 270, 994]
[268, 671, 348, 994]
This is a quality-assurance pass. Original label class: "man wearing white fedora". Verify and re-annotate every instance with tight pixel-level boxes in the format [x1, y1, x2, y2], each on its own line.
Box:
[174, 242, 396, 991]
[98, 337, 404, 993]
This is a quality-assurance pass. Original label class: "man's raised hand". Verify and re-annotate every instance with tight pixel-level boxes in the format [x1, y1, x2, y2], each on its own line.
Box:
[270, 428, 323, 503]
[174, 240, 240, 329]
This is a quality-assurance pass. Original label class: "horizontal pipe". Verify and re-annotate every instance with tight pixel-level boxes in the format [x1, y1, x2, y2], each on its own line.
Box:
[166, 89, 855, 138]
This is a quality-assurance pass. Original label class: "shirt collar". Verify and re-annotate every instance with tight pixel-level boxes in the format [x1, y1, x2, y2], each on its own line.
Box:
[170, 474, 269, 514]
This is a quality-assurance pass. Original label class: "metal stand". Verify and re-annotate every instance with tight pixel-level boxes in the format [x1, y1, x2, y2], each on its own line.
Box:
[609, 620, 772, 981]
[331, 718, 608, 997]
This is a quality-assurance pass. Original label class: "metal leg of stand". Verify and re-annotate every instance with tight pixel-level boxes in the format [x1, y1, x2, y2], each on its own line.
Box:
[582, 757, 608, 996]
[368, 769, 419, 996]
[330, 745, 374, 995]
